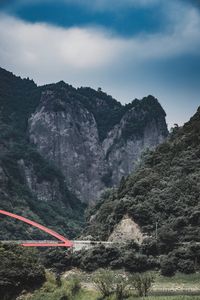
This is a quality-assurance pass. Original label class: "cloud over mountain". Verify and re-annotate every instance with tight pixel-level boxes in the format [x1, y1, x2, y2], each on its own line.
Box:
[0, 0, 200, 127]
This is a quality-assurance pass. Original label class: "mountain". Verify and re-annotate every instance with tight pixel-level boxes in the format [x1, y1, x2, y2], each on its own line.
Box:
[28, 84, 168, 203]
[85, 108, 200, 244]
[0, 67, 168, 238]
[0, 68, 84, 239]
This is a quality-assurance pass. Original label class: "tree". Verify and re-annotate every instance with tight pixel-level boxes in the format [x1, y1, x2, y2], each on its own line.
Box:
[130, 273, 155, 297]
[158, 226, 177, 253]
[178, 259, 195, 274]
[93, 269, 131, 300]
[93, 269, 115, 298]
[124, 252, 149, 272]
[0, 244, 45, 299]
[160, 256, 176, 277]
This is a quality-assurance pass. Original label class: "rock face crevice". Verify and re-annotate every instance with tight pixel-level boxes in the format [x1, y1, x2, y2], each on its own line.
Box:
[28, 86, 168, 204]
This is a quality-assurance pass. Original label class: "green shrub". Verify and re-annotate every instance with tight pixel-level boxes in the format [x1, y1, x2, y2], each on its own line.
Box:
[160, 256, 176, 277]
[39, 248, 72, 273]
[114, 275, 131, 300]
[67, 276, 81, 296]
[93, 269, 116, 298]
[130, 272, 155, 297]
[93, 269, 131, 300]
[124, 252, 149, 272]
[178, 259, 195, 274]
[29, 272, 82, 300]
[0, 244, 45, 300]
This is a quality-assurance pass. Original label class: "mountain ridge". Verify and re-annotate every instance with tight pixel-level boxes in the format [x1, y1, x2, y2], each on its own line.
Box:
[0, 67, 168, 238]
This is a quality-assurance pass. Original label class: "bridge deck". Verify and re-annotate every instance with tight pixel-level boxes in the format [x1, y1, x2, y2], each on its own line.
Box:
[0, 240, 118, 250]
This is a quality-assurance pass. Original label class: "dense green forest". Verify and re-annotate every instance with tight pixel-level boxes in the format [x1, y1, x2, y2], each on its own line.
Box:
[86, 107, 200, 244]
[0, 243, 45, 299]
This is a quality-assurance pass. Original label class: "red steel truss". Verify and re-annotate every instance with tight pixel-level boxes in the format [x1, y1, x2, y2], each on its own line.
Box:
[0, 209, 73, 247]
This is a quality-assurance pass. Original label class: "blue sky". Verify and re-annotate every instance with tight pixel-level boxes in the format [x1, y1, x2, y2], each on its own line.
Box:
[0, 0, 200, 127]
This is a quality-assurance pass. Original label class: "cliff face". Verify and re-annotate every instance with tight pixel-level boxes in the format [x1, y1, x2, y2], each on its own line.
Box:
[0, 124, 85, 239]
[29, 89, 106, 203]
[0, 69, 84, 239]
[0, 67, 168, 239]
[29, 85, 168, 204]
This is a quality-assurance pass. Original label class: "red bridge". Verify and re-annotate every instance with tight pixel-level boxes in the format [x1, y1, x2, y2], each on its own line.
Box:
[0, 209, 73, 248]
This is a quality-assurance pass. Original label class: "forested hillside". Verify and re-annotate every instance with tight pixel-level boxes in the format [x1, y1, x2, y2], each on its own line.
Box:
[0, 68, 85, 239]
[87, 107, 200, 243]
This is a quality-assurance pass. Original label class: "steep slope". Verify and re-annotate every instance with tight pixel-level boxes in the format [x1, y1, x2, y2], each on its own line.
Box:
[0, 69, 84, 239]
[0, 67, 40, 131]
[0, 67, 168, 239]
[0, 121, 85, 239]
[29, 84, 168, 203]
[86, 108, 200, 243]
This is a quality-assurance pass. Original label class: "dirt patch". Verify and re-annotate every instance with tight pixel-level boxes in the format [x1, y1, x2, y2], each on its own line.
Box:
[108, 215, 144, 244]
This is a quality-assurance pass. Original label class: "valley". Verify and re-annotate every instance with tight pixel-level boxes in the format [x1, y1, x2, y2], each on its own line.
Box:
[0, 68, 200, 300]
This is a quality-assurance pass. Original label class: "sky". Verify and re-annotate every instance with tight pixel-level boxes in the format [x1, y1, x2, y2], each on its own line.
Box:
[0, 0, 200, 127]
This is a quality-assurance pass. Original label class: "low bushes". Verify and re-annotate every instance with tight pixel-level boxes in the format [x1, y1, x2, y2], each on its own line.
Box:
[93, 269, 155, 299]
[29, 272, 81, 300]
[37, 242, 200, 277]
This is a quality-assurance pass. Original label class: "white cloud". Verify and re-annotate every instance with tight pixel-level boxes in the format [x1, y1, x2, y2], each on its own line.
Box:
[0, 15, 127, 71]
[0, 4, 199, 77]
[0, 1, 200, 127]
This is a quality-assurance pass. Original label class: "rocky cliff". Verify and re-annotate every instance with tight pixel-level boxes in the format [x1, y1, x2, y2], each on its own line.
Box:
[0, 120, 85, 239]
[0, 67, 168, 239]
[29, 84, 168, 204]
[0, 68, 84, 239]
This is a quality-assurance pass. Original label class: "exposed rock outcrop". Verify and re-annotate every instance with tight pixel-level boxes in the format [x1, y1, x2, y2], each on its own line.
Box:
[108, 215, 144, 244]
[29, 86, 168, 204]
[0, 67, 168, 239]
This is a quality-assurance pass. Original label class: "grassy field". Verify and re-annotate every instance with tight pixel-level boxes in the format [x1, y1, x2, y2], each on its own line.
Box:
[151, 273, 200, 295]
[22, 271, 200, 300]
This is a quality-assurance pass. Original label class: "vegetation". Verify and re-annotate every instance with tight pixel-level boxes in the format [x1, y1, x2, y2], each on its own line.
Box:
[19, 269, 200, 300]
[0, 67, 167, 239]
[0, 121, 85, 239]
[121, 96, 167, 141]
[1, 243, 200, 300]
[0, 67, 40, 132]
[93, 269, 117, 298]
[86, 107, 200, 246]
[0, 68, 85, 239]
[1, 67, 200, 298]
[0, 243, 45, 300]
[36, 239, 200, 276]
[131, 273, 155, 297]
[23, 272, 82, 300]
[93, 269, 154, 299]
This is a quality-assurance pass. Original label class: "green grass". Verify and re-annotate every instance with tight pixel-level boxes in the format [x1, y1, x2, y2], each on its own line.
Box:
[156, 273, 200, 284]
[152, 272, 200, 295]
[21, 271, 200, 300]
[73, 290, 99, 300]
